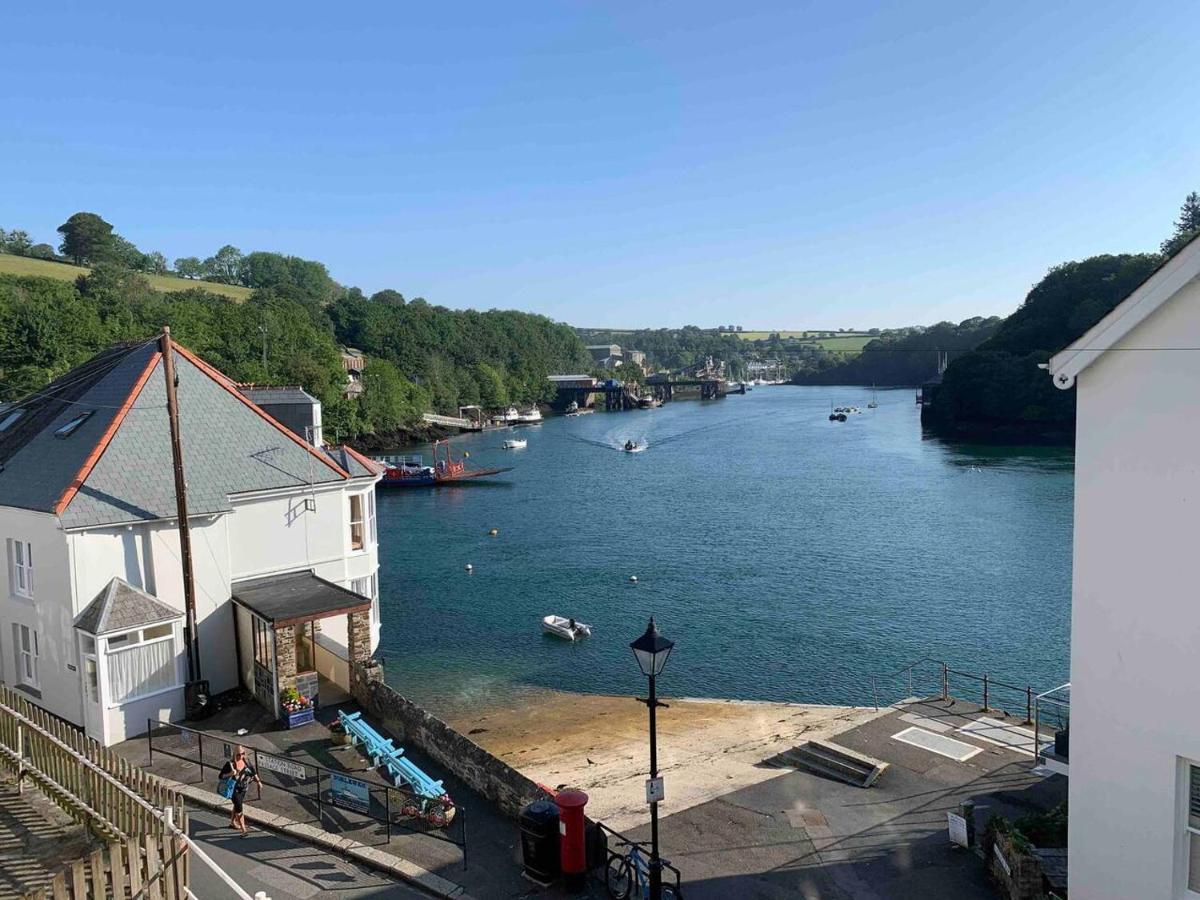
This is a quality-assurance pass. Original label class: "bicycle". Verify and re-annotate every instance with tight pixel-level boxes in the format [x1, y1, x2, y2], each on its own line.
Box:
[605, 840, 680, 900]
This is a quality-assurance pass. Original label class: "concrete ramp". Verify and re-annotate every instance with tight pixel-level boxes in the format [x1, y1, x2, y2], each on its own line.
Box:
[775, 739, 889, 788]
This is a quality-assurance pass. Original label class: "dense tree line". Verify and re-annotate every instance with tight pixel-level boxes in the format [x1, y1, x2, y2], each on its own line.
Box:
[577, 326, 748, 375]
[790, 317, 1002, 386]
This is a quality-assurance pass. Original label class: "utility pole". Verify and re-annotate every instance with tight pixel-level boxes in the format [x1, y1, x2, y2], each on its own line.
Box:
[160, 327, 202, 683]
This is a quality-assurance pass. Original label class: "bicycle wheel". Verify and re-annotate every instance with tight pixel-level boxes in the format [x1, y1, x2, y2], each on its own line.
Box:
[605, 856, 633, 900]
[660, 885, 680, 900]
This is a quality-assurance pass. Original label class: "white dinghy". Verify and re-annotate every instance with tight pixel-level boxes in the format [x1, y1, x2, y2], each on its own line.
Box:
[542, 615, 592, 640]
[502, 438, 527, 449]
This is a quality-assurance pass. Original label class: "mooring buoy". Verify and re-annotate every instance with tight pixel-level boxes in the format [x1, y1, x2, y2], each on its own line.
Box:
[465, 563, 474, 572]
[629, 575, 638, 583]
[489, 528, 499, 536]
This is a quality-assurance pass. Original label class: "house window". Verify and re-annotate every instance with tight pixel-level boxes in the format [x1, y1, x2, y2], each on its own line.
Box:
[105, 624, 179, 705]
[12, 624, 38, 688]
[367, 490, 377, 545]
[1187, 764, 1200, 892]
[351, 572, 378, 601]
[0, 408, 24, 431]
[349, 494, 365, 550]
[54, 411, 93, 437]
[8, 539, 33, 599]
[252, 616, 272, 669]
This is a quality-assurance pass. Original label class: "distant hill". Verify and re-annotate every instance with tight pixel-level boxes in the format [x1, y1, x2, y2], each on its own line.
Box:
[0, 254, 252, 301]
[790, 318, 1002, 386]
[924, 254, 1162, 442]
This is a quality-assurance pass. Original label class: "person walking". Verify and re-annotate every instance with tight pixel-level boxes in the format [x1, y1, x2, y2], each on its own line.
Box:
[219, 746, 261, 835]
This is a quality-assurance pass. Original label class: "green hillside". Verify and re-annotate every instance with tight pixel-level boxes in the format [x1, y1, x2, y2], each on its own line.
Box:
[0, 254, 252, 301]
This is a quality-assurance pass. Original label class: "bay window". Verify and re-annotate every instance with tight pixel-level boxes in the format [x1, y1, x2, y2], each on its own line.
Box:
[349, 494, 365, 550]
[105, 623, 180, 705]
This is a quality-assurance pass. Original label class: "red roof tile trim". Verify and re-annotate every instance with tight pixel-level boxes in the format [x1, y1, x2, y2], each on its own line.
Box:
[56, 351, 163, 516]
[172, 344, 350, 480]
[342, 444, 387, 476]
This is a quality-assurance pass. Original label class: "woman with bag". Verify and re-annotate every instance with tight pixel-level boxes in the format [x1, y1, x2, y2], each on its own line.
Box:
[218, 746, 261, 835]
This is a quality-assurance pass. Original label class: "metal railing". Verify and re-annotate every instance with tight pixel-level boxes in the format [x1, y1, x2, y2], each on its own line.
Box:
[1033, 683, 1070, 767]
[595, 821, 684, 897]
[870, 657, 1043, 725]
[147, 719, 468, 868]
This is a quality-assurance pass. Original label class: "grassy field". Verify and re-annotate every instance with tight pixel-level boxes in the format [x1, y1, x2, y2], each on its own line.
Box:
[735, 330, 875, 352]
[0, 254, 253, 301]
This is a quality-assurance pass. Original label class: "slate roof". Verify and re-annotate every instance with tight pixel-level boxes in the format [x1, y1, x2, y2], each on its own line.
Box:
[0, 340, 374, 528]
[75, 577, 182, 635]
[232, 570, 371, 627]
[238, 386, 319, 406]
[325, 445, 385, 478]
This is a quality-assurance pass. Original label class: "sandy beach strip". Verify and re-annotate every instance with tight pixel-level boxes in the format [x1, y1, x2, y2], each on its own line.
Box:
[445, 689, 887, 831]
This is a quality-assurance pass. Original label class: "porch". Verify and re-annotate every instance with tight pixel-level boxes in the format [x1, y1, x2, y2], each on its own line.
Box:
[231, 571, 372, 723]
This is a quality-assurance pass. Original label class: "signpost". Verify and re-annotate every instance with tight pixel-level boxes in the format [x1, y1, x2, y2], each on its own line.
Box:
[947, 812, 969, 848]
[257, 753, 307, 781]
[645, 776, 664, 804]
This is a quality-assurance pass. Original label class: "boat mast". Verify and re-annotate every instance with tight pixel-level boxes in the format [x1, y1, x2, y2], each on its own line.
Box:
[160, 326, 202, 682]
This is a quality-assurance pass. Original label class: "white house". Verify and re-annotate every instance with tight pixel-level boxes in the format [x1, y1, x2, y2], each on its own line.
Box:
[0, 339, 383, 745]
[1048, 234, 1200, 899]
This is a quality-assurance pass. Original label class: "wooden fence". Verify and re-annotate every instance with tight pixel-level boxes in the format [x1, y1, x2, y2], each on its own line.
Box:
[0, 684, 193, 899]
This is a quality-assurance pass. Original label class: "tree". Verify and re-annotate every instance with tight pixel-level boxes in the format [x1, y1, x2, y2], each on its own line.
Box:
[29, 243, 56, 260]
[175, 257, 204, 279]
[57, 212, 115, 265]
[109, 235, 145, 269]
[370, 289, 406, 306]
[141, 251, 169, 274]
[202, 245, 244, 284]
[4, 230, 33, 256]
[1162, 191, 1200, 257]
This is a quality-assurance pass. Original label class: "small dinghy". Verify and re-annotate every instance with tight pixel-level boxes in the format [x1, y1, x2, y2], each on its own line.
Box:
[502, 438, 527, 449]
[542, 615, 591, 640]
[623, 440, 645, 453]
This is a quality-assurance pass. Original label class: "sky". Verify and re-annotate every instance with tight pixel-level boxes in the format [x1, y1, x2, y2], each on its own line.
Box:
[2, 2, 1197, 329]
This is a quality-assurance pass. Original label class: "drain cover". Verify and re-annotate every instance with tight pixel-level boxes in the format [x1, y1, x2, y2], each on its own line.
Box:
[958, 717, 1037, 755]
[891, 726, 983, 761]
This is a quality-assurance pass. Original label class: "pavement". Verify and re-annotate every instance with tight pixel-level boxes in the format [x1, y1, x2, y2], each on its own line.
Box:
[187, 807, 428, 899]
[621, 696, 1068, 899]
[0, 779, 97, 900]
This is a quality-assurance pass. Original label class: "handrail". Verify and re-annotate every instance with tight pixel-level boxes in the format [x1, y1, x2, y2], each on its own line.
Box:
[0, 698, 257, 900]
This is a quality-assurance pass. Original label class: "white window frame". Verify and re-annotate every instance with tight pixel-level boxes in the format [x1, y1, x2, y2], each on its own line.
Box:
[103, 622, 182, 707]
[367, 490, 377, 545]
[13, 623, 39, 689]
[351, 571, 380, 629]
[1184, 759, 1200, 896]
[9, 539, 33, 599]
[349, 493, 366, 551]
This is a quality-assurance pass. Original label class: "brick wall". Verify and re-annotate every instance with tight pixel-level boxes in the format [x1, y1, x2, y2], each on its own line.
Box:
[352, 666, 552, 818]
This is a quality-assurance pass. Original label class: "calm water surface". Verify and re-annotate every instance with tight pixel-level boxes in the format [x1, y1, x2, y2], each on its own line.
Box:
[375, 387, 1073, 716]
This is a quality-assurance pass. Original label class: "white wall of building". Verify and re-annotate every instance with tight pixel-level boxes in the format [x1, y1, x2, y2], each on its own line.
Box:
[1069, 275, 1200, 899]
[0, 508, 82, 725]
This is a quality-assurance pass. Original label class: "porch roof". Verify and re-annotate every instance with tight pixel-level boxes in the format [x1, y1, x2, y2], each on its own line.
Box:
[75, 577, 182, 635]
[231, 571, 370, 628]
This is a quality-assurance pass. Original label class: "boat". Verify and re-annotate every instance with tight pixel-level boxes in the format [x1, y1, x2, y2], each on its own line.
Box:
[623, 440, 646, 453]
[515, 407, 543, 424]
[375, 441, 512, 488]
[542, 615, 591, 640]
[637, 396, 662, 409]
[565, 407, 594, 417]
[868, 385, 878, 409]
[491, 406, 519, 426]
[565, 400, 579, 414]
[502, 438, 527, 449]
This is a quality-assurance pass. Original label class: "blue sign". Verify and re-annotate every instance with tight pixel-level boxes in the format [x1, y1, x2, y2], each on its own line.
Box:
[331, 772, 370, 813]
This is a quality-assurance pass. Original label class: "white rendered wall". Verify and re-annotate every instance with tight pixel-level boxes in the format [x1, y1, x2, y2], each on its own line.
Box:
[0, 509, 81, 725]
[1069, 275, 1200, 899]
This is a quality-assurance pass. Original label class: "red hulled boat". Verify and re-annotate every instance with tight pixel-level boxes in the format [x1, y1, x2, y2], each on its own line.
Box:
[375, 440, 511, 488]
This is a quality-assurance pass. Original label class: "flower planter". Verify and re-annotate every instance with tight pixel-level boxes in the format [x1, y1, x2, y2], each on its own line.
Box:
[282, 707, 314, 729]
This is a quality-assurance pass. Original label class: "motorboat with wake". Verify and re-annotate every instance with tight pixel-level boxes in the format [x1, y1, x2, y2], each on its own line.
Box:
[375, 441, 512, 487]
[623, 440, 646, 453]
[502, 437, 527, 449]
[542, 615, 592, 640]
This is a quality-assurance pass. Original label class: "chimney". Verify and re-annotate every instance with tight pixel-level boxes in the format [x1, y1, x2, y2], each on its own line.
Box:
[238, 386, 324, 447]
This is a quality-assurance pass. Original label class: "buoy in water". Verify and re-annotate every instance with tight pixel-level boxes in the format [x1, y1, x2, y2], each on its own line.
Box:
[629, 575, 638, 583]
[465, 563, 474, 572]
[488, 528, 499, 536]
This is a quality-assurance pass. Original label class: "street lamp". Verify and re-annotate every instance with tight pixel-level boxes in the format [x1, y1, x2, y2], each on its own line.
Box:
[631, 617, 674, 900]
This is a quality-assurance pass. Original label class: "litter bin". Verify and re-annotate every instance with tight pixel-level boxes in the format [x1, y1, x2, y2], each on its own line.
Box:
[519, 800, 561, 886]
[185, 680, 213, 720]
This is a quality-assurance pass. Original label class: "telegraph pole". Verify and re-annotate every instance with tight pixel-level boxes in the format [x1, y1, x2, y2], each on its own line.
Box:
[160, 327, 202, 683]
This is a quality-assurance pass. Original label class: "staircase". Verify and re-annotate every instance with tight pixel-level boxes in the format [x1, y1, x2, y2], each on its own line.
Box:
[776, 739, 888, 788]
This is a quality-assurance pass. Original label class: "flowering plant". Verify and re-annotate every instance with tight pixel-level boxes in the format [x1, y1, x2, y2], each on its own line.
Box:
[280, 687, 312, 713]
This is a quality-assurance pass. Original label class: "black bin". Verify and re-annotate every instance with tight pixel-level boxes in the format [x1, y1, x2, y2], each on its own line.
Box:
[185, 680, 213, 720]
[519, 800, 561, 886]
[1054, 727, 1069, 758]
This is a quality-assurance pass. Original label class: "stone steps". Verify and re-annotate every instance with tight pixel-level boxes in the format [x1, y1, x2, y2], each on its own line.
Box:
[779, 739, 888, 788]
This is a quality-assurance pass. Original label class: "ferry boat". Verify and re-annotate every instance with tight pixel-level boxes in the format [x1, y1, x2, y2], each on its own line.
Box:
[374, 441, 512, 488]
[515, 407, 543, 424]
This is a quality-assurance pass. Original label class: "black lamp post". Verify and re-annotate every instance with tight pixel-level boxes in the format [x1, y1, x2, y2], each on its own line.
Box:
[630, 617, 674, 900]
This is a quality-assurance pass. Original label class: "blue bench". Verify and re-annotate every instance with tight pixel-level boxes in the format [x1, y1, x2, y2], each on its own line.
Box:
[337, 710, 449, 806]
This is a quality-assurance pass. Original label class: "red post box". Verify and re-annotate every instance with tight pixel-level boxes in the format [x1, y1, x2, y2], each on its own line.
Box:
[555, 789, 589, 891]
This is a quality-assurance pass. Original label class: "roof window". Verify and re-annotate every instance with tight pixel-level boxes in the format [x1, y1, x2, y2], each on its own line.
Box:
[0, 409, 24, 432]
[54, 411, 93, 438]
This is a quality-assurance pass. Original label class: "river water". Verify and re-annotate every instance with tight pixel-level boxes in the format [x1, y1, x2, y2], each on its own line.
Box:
[375, 387, 1073, 717]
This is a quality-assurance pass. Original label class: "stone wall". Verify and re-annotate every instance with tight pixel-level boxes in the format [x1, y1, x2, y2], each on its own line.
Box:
[274, 624, 296, 695]
[989, 833, 1047, 900]
[352, 667, 551, 818]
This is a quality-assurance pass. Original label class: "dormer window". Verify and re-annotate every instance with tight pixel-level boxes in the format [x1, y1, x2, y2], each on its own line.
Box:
[54, 411, 93, 438]
[0, 409, 24, 432]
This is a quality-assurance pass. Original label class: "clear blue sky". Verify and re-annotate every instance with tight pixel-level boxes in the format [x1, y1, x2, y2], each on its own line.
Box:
[2, 2, 1197, 329]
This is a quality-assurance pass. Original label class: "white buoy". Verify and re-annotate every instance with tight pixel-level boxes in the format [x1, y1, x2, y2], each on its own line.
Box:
[465, 563, 474, 572]
[629, 575, 638, 583]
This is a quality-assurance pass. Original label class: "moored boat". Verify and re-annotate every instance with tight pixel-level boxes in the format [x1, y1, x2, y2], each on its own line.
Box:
[502, 437, 527, 449]
[542, 615, 591, 640]
[375, 441, 512, 488]
[515, 407, 543, 424]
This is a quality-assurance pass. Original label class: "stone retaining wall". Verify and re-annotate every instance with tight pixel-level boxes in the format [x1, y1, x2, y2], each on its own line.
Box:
[352, 667, 551, 818]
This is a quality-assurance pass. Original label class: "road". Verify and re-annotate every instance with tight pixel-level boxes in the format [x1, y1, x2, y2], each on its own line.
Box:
[186, 808, 428, 899]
